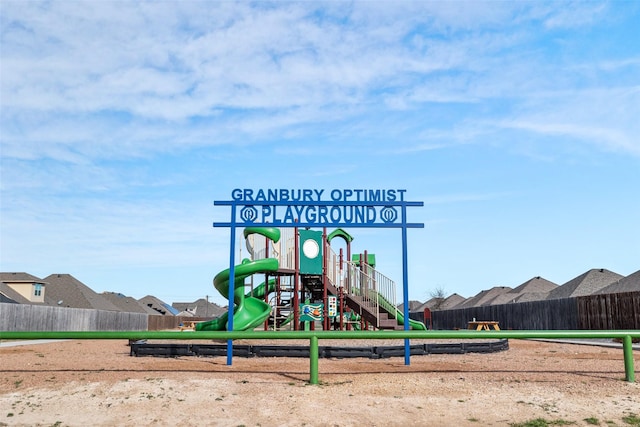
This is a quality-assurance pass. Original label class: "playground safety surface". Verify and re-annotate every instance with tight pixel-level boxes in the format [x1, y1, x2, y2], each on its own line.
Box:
[1, 338, 638, 426]
[129, 339, 510, 358]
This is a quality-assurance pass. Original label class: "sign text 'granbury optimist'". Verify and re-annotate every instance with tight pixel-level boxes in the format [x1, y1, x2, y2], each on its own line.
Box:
[227, 188, 409, 226]
[231, 188, 407, 203]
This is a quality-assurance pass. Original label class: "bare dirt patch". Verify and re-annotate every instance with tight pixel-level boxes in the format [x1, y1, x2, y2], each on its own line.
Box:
[1, 338, 638, 426]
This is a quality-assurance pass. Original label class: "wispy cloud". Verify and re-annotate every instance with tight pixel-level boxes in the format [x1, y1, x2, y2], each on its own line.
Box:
[5, 1, 632, 165]
[498, 86, 640, 156]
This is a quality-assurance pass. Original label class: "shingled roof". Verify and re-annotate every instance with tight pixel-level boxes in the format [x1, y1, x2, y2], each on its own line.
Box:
[101, 292, 158, 314]
[458, 286, 512, 308]
[172, 298, 226, 317]
[397, 300, 424, 313]
[489, 276, 558, 305]
[0, 272, 45, 283]
[597, 269, 640, 294]
[416, 293, 467, 311]
[546, 268, 623, 300]
[139, 295, 180, 316]
[42, 274, 120, 311]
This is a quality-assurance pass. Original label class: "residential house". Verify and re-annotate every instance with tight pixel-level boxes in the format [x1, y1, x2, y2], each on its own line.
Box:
[0, 272, 47, 304]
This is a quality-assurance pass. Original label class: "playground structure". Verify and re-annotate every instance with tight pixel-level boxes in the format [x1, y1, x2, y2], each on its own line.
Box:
[196, 227, 426, 332]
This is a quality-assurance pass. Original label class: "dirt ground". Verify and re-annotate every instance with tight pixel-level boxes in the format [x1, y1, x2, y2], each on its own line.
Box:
[0, 338, 638, 427]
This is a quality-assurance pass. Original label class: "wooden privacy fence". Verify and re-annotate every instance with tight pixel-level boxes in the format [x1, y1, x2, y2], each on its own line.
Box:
[0, 303, 147, 331]
[577, 292, 640, 330]
[425, 291, 639, 330]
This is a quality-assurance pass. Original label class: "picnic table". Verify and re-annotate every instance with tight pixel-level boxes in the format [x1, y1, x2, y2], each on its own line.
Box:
[468, 320, 500, 331]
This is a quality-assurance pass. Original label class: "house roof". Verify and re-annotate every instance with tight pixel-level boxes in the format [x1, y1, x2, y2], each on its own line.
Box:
[416, 293, 467, 311]
[397, 300, 423, 312]
[513, 291, 552, 303]
[441, 293, 467, 309]
[172, 298, 226, 317]
[458, 286, 512, 308]
[489, 276, 558, 305]
[597, 269, 640, 294]
[138, 295, 179, 316]
[510, 276, 558, 294]
[0, 272, 46, 283]
[546, 268, 624, 300]
[101, 292, 158, 314]
[42, 274, 120, 311]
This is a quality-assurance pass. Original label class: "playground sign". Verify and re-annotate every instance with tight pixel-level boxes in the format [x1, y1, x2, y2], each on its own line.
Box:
[215, 188, 423, 228]
[300, 303, 324, 322]
[214, 188, 424, 366]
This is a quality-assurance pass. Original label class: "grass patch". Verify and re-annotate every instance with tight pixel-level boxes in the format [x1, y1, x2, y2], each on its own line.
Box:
[623, 413, 640, 426]
[510, 418, 576, 427]
[583, 417, 600, 425]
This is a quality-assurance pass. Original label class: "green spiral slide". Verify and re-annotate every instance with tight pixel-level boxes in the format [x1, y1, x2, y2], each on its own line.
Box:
[196, 228, 280, 331]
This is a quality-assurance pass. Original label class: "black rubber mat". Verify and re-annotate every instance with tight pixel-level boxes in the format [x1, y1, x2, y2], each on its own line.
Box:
[130, 339, 509, 358]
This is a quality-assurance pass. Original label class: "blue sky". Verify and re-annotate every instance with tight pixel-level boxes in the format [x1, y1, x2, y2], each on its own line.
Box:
[1, 1, 639, 306]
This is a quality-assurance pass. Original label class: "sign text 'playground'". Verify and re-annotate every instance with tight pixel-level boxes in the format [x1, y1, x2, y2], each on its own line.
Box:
[215, 188, 422, 228]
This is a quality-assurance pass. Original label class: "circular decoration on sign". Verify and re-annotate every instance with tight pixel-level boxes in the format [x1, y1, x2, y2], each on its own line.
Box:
[240, 206, 258, 222]
[302, 239, 320, 259]
[381, 206, 398, 223]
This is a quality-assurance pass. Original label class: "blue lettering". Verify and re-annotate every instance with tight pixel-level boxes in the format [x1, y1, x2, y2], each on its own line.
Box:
[343, 206, 354, 223]
[231, 188, 243, 201]
[261, 205, 272, 221]
[255, 189, 266, 201]
[283, 206, 295, 222]
[294, 205, 305, 220]
[271, 206, 281, 224]
[330, 206, 341, 222]
[318, 206, 328, 223]
[367, 207, 376, 223]
[314, 189, 324, 201]
[305, 206, 317, 222]
[243, 189, 254, 201]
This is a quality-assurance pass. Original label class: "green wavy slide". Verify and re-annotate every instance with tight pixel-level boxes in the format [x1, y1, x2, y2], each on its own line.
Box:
[196, 228, 280, 331]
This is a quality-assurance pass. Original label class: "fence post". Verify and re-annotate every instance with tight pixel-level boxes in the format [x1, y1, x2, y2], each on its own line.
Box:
[623, 335, 635, 383]
[310, 335, 319, 385]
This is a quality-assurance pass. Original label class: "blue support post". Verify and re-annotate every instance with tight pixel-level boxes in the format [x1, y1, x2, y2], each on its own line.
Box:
[401, 205, 410, 365]
[226, 204, 237, 366]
